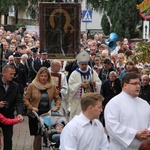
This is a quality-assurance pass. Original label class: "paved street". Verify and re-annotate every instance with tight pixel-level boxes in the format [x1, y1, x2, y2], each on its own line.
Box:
[0, 116, 34, 150]
[12, 116, 34, 150]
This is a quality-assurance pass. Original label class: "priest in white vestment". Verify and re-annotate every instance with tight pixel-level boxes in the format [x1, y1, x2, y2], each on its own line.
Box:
[49, 60, 68, 119]
[68, 50, 102, 119]
[104, 72, 150, 150]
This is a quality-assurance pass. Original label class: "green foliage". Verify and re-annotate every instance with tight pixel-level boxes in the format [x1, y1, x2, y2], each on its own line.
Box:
[13, 0, 28, 7]
[113, 20, 123, 36]
[106, 0, 143, 38]
[16, 20, 28, 28]
[0, 0, 28, 15]
[101, 13, 110, 35]
[131, 41, 150, 63]
[16, 19, 38, 29]
[124, 28, 130, 39]
[27, 0, 54, 19]
[87, 0, 107, 11]
[0, 1, 12, 14]
[0, 0, 145, 40]
[137, 0, 150, 15]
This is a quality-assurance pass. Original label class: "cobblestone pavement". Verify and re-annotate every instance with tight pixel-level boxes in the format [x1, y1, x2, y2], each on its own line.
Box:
[0, 116, 34, 150]
[12, 116, 34, 150]
[0, 116, 57, 150]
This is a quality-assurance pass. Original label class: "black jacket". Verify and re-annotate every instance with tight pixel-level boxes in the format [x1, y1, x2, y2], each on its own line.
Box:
[0, 74, 23, 118]
[4, 49, 13, 59]
[25, 56, 34, 73]
[99, 67, 116, 83]
[9, 62, 19, 83]
[101, 78, 122, 107]
[65, 60, 78, 82]
[139, 85, 150, 104]
[28, 58, 50, 83]
[18, 63, 27, 87]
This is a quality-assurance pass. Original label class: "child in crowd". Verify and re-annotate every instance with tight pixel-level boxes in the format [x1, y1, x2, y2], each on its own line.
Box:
[0, 113, 21, 125]
[55, 122, 65, 131]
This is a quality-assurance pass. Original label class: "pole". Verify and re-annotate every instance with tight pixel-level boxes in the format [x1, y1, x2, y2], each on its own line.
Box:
[145, 25, 148, 41]
[85, 0, 88, 34]
[85, 22, 87, 33]
[0, 43, 3, 73]
[143, 20, 149, 41]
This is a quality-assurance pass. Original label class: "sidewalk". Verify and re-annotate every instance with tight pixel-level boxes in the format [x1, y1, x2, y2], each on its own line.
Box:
[1, 116, 56, 150]
[0, 116, 34, 150]
[12, 116, 34, 150]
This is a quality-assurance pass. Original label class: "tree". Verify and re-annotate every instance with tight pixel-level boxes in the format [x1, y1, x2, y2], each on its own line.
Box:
[79, 0, 144, 38]
[0, 0, 28, 24]
[0, 1, 12, 15]
[13, 0, 28, 24]
[113, 20, 123, 37]
[131, 41, 150, 63]
[106, 0, 143, 38]
[1, 0, 145, 39]
[101, 13, 110, 35]
[137, 0, 150, 16]
[26, 0, 54, 19]
[86, 0, 107, 11]
[0, 1, 12, 24]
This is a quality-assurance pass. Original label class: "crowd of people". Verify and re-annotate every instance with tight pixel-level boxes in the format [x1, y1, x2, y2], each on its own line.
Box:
[0, 25, 150, 150]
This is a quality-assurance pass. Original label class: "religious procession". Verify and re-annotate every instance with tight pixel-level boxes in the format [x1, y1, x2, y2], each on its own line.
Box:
[0, 0, 150, 150]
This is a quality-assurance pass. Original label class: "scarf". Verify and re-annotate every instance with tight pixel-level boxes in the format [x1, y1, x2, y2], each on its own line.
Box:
[76, 67, 95, 92]
[76, 67, 91, 81]
[32, 79, 53, 90]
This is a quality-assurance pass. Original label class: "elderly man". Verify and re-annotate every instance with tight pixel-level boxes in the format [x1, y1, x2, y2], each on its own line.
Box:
[105, 72, 150, 150]
[68, 50, 102, 119]
[10, 52, 22, 83]
[7, 55, 14, 65]
[49, 60, 68, 119]
[139, 74, 150, 104]
[2, 41, 13, 59]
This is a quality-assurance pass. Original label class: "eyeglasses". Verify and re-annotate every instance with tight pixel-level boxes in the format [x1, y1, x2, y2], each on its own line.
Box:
[128, 82, 140, 86]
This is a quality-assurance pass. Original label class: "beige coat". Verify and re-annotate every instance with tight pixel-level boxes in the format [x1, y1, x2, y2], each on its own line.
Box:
[24, 83, 61, 110]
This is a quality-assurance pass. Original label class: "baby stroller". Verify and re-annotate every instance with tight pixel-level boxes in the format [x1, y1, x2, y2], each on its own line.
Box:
[32, 110, 67, 150]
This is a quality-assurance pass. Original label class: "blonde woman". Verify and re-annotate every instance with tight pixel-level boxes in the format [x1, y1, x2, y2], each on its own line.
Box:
[24, 67, 61, 150]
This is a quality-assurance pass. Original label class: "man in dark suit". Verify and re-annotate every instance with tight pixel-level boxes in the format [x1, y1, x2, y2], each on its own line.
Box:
[25, 47, 38, 78]
[9, 52, 22, 83]
[18, 54, 28, 96]
[28, 49, 50, 83]
[0, 65, 24, 150]
[2, 41, 13, 59]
